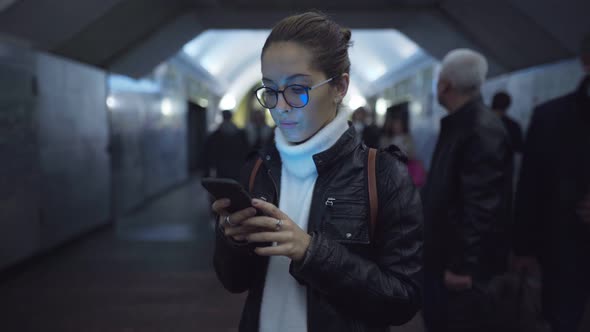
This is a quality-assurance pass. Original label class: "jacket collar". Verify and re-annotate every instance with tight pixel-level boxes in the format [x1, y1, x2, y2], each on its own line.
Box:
[312, 124, 360, 174]
[441, 95, 484, 130]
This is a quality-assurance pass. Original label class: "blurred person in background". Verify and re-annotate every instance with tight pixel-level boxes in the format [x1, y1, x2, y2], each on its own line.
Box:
[511, 33, 590, 332]
[202, 110, 249, 181]
[379, 117, 416, 159]
[379, 116, 426, 187]
[492, 91, 524, 191]
[491, 91, 524, 154]
[421, 48, 513, 332]
[351, 106, 380, 148]
[245, 109, 274, 151]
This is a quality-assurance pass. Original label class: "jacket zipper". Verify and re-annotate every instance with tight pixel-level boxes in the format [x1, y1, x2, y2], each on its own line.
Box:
[325, 197, 361, 205]
[325, 197, 365, 218]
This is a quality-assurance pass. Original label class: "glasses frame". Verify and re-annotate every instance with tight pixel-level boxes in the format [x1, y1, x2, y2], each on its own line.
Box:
[254, 77, 334, 109]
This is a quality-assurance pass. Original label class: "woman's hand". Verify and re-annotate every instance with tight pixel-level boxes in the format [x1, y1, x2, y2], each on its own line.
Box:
[444, 270, 473, 291]
[212, 198, 260, 242]
[229, 199, 312, 262]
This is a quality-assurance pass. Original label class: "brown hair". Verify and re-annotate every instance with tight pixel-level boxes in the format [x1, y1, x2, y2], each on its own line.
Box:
[262, 11, 352, 83]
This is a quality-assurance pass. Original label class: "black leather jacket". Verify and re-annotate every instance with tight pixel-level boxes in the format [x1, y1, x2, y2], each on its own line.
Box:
[213, 126, 423, 332]
[421, 97, 513, 279]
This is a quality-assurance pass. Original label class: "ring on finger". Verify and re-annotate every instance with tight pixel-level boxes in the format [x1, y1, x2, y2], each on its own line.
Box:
[275, 219, 283, 231]
[224, 215, 236, 227]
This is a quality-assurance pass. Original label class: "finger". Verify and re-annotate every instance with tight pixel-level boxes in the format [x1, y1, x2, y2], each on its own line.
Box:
[252, 199, 288, 219]
[232, 234, 248, 242]
[225, 225, 268, 237]
[247, 231, 291, 243]
[241, 216, 286, 231]
[212, 199, 231, 214]
[227, 207, 258, 226]
[254, 243, 294, 257]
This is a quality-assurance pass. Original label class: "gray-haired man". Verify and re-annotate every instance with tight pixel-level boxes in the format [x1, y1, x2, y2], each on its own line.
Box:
[421, 49, 513, 332]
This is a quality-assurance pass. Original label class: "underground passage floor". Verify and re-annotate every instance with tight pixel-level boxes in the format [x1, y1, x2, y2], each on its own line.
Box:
[0, 177, 424, 332]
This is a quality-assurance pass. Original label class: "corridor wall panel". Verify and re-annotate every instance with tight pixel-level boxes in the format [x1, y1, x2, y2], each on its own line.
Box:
[36, 54, 111, 249]
[0, 45, 41, 269]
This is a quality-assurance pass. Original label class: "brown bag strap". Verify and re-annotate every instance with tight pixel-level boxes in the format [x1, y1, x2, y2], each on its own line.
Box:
[368, 148, 378, 241]
[249, 158, 263, 193]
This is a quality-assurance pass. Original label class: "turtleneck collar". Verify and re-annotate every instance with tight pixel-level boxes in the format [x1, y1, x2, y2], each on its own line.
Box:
[274, 108, 350, 179]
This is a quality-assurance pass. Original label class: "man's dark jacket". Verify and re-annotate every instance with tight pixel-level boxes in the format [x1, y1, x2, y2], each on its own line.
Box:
[421, 97, 513, 279]
[213, 126, 423, 332]
[513, 76, 590, 312]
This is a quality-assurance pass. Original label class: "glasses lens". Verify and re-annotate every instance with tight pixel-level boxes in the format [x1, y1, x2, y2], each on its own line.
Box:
[256, 87, 277, 108]
[285, 85, 308, 108]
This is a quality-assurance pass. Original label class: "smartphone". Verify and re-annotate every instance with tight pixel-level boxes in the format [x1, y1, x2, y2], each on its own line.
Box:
[201, 177, 254, 213]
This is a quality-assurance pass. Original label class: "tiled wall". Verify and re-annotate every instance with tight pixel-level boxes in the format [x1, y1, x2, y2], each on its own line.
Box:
[0, 43, 193, 269]
[35, 53, 111, 249]
[0, 45, 111, 269]
[0, 45, 40, 268]
[108, 90, 188, 215]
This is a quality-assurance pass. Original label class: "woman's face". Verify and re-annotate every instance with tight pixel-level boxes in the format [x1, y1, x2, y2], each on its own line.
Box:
[261, 41, 347, 143]
[392, 119, 404, 135]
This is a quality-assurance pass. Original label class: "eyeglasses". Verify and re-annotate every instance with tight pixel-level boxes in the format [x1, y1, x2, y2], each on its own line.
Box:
[254, 77, 334, 109]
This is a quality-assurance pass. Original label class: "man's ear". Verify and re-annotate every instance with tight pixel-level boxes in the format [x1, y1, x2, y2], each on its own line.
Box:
[438, 78, 452, 96]
[333, 73, 350, 104]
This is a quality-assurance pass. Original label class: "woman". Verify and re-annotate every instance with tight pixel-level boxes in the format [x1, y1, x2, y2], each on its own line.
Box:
[212, 12, 423, 332]
[379, 117, 426, 187]
[379, 117, 416, 159]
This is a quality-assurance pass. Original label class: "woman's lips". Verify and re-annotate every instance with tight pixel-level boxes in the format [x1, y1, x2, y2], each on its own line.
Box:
[280, 121, 298, 129]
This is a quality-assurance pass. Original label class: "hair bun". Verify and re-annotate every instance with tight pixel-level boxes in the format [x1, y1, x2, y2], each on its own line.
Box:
[263, 12, 351, 78]
[341, 28, 352, 45]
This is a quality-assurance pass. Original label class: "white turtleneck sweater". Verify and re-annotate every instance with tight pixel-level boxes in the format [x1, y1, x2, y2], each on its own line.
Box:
[259, 109, 350, 332]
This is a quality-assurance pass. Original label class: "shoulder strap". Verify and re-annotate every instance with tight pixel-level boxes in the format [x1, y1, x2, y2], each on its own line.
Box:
[249, 157, 264, 193]
[368, 148, 378, 241]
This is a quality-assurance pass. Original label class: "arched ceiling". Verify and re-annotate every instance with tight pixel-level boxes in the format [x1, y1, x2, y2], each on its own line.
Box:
[0, 0, 588, 82]
[179, 29, 431, 102]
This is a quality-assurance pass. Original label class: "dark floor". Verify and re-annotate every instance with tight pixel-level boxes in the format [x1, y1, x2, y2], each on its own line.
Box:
[0, 177, 424, 332]
[0, 178, 245, 332]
